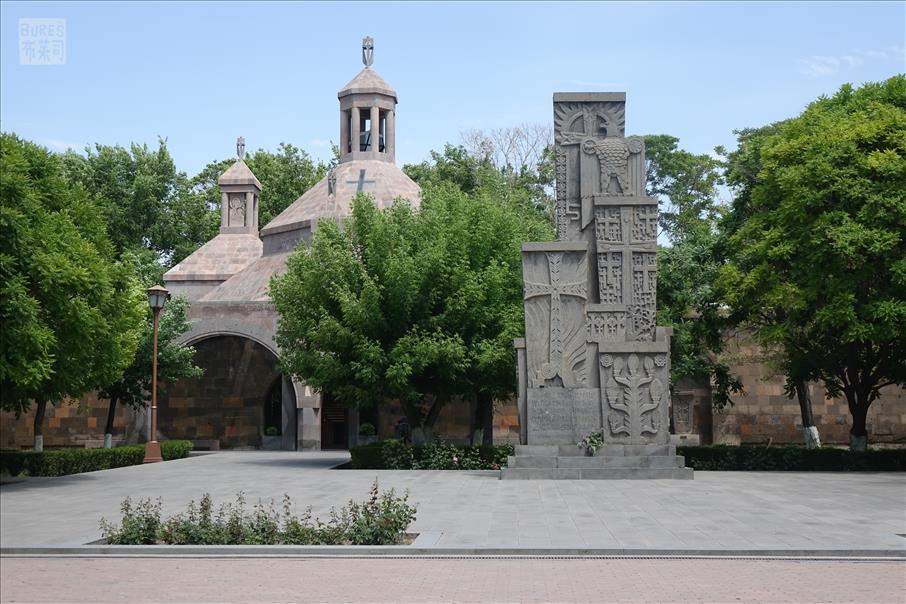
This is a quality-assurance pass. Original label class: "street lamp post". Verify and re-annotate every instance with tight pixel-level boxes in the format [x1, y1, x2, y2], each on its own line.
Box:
[144, 284, 170, 464]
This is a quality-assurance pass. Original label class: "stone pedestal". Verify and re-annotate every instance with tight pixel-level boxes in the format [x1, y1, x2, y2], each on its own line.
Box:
[504, 92, 691, 480]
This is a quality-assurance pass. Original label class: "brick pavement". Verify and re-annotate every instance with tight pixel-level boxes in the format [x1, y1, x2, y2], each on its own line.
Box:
[1, 557, 904, 603]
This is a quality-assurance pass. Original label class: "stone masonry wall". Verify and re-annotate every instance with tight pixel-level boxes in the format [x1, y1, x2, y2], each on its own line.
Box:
[0, 392, 130, 449]
[160, 335, 281, 449]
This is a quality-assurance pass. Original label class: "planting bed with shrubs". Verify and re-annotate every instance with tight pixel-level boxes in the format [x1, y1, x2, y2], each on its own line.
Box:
[0, 440, 193, 477]
[678, 445, 906, 471]
[349, 440, 514, 470]
[100, 480, 416, 546]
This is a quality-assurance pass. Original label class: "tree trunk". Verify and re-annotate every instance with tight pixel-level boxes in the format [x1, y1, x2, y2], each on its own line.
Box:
[848, 395, 869, 452]
[476, 392, 494, 447]
[33, 400, 47, 451]
[411, 396, 446, 444]
[104, 395, 119, 449]
[794, 380, 820, 449]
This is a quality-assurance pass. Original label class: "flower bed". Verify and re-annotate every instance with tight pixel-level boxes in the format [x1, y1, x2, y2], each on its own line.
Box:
[100, 480, 416, 545]
[0, 440, 193, 477]
[349, 440, 514, 470]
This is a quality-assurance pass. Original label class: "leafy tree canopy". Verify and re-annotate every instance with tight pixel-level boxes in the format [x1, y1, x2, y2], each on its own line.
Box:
[0, 133, 145, 416]
[717, 76, 906, 448]
[272, 170, 553, 437]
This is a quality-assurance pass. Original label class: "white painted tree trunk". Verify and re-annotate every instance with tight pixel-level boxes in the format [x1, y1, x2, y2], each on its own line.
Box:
[104, 433, 113, 449]
[33, 435, 43, 452]
[803, 426, 821, 449]
[849, 433, 868, 452]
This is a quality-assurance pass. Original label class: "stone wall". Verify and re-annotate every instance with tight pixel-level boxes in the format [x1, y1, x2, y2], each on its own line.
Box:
[160, 335, 281, 449]
[711, 334, 906, 445]
[0, 392, 129, 449]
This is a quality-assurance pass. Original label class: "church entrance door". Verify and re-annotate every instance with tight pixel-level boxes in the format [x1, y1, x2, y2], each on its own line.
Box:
[320, 393, 348, 450]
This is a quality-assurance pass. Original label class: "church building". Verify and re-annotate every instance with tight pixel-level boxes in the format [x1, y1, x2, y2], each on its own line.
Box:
[161, 39, 421, 451]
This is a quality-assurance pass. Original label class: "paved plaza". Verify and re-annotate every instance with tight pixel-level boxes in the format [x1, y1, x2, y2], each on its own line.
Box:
[1, 451, 904, 552]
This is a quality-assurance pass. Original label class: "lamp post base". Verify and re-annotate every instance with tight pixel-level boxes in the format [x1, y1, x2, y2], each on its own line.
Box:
[143, 441, 163, 463]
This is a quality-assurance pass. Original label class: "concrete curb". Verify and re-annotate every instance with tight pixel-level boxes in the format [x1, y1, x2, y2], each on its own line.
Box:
[1, 545, 903, 559]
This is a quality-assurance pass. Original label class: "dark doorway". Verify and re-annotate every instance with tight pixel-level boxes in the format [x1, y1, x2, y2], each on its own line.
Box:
[320, 393, 348, 450]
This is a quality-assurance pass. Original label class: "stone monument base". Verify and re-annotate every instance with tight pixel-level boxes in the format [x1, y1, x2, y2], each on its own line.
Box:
[499, 444, 693, 480]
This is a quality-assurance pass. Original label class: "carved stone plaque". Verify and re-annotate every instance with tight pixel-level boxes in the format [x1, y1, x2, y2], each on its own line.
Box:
[527, 388, 601, 445]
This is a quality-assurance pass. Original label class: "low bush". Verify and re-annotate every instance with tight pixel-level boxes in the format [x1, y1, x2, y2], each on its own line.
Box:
[100, 479, 416, 546]
[678, 445, 906, 471]
[0, 440, 193, 477]
[349, 440, 514, 470]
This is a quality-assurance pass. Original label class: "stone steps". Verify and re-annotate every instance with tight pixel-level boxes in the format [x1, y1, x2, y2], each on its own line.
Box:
[514, 444, 677, 457]
[500, 467, 694, 480]
[507, 455, 686, 469]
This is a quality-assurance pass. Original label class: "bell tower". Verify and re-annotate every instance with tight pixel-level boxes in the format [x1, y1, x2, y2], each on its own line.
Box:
[337, 37, 397, 163]
[217, 136, 262, 235]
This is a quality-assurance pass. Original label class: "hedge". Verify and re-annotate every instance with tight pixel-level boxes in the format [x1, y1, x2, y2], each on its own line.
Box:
[349, 440, 514, 470]
[0, 440, 193, 477]
[678, 445, 906, 471]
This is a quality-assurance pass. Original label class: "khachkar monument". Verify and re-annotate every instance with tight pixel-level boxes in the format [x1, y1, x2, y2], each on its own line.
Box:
[502, 93, 692, 479]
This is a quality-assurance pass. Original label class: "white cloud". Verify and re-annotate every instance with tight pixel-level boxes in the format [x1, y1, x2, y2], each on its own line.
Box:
[798, 55, 842, 77]
[799, 46, 899, 77]
[43, 138, 83, 152]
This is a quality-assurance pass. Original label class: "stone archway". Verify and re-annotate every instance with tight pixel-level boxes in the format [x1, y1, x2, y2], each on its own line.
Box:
[161, 334, 298, 450]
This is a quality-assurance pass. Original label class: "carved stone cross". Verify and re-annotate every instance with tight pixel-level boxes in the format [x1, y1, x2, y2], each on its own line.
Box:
[524, 252, 587, 386]
[236, 136, 245, 160]
[362, 36, 374, 67]
[347, 169, 377, 193]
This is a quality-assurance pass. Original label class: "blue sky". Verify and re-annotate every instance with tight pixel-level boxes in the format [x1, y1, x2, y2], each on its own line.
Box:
[2, 2, 904, 177]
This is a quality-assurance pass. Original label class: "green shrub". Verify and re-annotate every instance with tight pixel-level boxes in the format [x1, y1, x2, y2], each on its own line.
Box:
[358, 423, 376, 436]
[678, 445, 906, 471]
[100, 496, 163, 545]
[0, 440, 193, 477]
[101, 480, 416, 546]
[349, 441, 383, 469]
[381, 439, 416, 469]
[348, 441, 514, 470]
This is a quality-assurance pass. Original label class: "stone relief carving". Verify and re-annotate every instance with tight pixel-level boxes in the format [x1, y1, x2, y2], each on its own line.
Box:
[586, 310, 627, 344]
[554, 102, 625, 142]
[632, 205, 658, 242]
[630, 252, 657, 341]
[601, 353, 666, 442]
[524, 251, 588, 388]
[596, 251, 623, 304]
[673, 396, 692, 434]
[582, 137, 643, 197]
[228, 194, 246, 227]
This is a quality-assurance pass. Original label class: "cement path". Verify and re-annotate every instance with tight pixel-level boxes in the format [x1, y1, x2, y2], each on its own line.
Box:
[1, 451, 904, 552]
[1, 557, 904, 603]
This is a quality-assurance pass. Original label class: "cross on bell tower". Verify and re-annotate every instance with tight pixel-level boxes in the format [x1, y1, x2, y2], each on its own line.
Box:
[338, 37, 397, 164]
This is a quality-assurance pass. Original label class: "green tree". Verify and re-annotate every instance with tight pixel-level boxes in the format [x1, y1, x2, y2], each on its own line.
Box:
[97, 292, 202, 447]
[59, 139, 214, 264]
[645, 134, 743, 409]
[272, 175, 553, 443]
[0, 134, 146, 449]
[718, 76, 906, 450]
